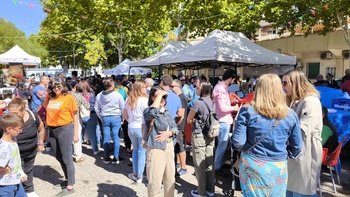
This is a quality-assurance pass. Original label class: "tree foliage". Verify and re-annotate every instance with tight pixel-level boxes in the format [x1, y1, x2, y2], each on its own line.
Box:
[260, 0, 350, 46]
[0, 18, 48, 61]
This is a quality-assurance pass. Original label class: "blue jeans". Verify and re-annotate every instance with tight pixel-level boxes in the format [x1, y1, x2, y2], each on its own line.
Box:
[128, 128, 146, 178]
[85, 113, 99, 152]
[0, 184, 26, 197]
[214, 122, 231, 170]
[81, 116, 90, 142]
[102, 116, 121, 160]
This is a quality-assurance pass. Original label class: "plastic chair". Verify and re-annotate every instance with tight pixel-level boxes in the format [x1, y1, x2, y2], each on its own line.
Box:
[322, 136, 348, 193]
[318, 148, 328, 197]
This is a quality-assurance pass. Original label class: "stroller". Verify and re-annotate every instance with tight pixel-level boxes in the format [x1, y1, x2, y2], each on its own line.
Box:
[227, 92, 254, 196]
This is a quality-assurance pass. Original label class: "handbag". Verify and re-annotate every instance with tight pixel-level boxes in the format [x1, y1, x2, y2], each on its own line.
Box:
[79, 104, 90, 118]
[142, 119, 155, 149]
[234, 120, 279, 171]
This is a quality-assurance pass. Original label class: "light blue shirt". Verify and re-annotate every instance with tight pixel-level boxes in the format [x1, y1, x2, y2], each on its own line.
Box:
[165, 90, 182, 119]
[182, 84, 193, 101]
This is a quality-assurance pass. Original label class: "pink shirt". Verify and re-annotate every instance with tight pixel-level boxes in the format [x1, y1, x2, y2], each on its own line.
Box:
[213, 81, 235, 124]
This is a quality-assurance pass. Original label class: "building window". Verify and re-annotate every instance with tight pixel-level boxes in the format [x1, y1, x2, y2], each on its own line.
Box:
[326, 67, 336, 77]
[307, 62, 320, 79]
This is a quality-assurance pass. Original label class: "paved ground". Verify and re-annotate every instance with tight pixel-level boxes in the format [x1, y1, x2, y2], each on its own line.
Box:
[32, 141, 350, 197]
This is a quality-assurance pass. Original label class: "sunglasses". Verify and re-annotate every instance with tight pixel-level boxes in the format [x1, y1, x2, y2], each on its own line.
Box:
[53, 85, 63, 90]
[282, 81, 288, 86]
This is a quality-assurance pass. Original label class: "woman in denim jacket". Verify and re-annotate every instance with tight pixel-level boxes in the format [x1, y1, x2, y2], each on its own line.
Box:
[143, 86, 178, 197]
[232, 74, 303, 197]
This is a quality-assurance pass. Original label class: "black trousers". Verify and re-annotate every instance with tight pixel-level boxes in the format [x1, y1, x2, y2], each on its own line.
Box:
[21, 154, 37, 193]
[122, 120, 131, 150]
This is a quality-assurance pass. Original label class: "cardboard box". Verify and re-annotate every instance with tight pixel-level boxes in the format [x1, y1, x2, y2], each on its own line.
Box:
[332, 99, 350, 110]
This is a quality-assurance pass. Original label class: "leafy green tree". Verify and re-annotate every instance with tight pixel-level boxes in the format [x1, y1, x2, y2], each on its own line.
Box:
[261, 1, 350, 46]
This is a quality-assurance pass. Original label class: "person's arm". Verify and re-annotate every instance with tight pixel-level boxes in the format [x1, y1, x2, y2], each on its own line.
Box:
[119, 95, 125, 119]
[287, 112, 303, 158]
[0, 166, 11, 175]
[215, 87, 235, 113]
[73, 111, 79, 143]
[187, 109, 196, 124]
[94, 95, 102, 120]
[37, 117, 45, 153]
[175, 107, 184, 126]
[123, 105, 129, 122]
[156, 109, 178, 143]
[231, 107, 248, 149]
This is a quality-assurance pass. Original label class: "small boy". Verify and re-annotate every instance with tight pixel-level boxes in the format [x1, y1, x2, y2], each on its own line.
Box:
[0, 113, 27, 196]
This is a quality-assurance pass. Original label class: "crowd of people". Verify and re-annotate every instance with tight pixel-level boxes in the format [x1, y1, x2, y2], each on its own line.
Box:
[0, 67, 343, 197]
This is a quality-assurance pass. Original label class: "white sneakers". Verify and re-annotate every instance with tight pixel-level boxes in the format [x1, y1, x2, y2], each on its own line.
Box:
[27, 192, 40, 197]
[128, 173, 143, 183]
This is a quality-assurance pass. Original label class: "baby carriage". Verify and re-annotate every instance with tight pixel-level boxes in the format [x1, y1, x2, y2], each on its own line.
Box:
[228, 92, 254, 196]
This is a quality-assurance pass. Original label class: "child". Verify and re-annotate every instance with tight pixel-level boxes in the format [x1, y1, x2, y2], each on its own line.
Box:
[0, 113, 27, 196]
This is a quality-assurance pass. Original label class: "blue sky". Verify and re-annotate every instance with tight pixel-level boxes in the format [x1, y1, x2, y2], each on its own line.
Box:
[0, 0, 46, 36]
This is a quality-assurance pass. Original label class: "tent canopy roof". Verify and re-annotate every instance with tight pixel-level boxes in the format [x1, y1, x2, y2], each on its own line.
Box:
[160, 30, 296, 67]
[129, 41, 192, 67]
[104, 59, 151, 75]
[0, 45, 41, 65]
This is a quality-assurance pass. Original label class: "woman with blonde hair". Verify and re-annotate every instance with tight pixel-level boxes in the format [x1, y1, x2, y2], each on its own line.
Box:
[123, 80, 148, 183]
[232, 73, 303, 197]
[282, 69, 323, 197]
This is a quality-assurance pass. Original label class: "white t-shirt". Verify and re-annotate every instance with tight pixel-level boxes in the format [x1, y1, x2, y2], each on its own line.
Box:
[124, 97, 149, 129]
[0, 140, 25, 185]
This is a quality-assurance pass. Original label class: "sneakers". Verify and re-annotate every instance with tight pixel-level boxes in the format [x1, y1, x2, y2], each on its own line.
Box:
[112, 157, 124, 164]
[176, 168, 188, 176]
[128, 173, 143, 183]
[53, 181, 68, 189]
[55, 188, 74, 197]
[93, 150, 102, 156]
[103, 158, 111, 164]
[206, 191, 215, 197]
[26, 192, 40, 197]
[191, 190, 206, 197]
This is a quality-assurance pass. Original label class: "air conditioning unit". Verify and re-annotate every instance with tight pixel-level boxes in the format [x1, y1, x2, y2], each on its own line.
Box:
[342, 50, 349, 59]
[320, 52, 332, 59]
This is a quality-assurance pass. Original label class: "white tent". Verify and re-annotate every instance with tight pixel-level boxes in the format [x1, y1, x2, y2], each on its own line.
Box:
[129, 41, 193, 67]
[0, 45, 41, 65]
[103, 59, 151, 75]
[160, 30, 296, 66]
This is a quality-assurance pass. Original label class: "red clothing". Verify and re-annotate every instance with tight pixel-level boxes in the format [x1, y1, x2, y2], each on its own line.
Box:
[340, 80, 350, 96]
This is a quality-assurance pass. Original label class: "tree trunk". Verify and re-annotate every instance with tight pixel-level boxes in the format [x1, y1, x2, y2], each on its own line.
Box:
[337, 13, 350, 70]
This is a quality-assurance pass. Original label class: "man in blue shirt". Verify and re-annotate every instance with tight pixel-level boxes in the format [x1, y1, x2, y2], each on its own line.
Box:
[160, 75, 183, 122]
[31, 75, 49, 112]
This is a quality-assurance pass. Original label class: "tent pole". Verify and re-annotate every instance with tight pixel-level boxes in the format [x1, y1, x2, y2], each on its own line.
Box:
[158, 64, 162, 82]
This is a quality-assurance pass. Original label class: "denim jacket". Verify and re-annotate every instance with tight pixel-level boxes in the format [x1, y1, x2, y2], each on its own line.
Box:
[143, 106, 179, 150]
[232, 105, 303, 162]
